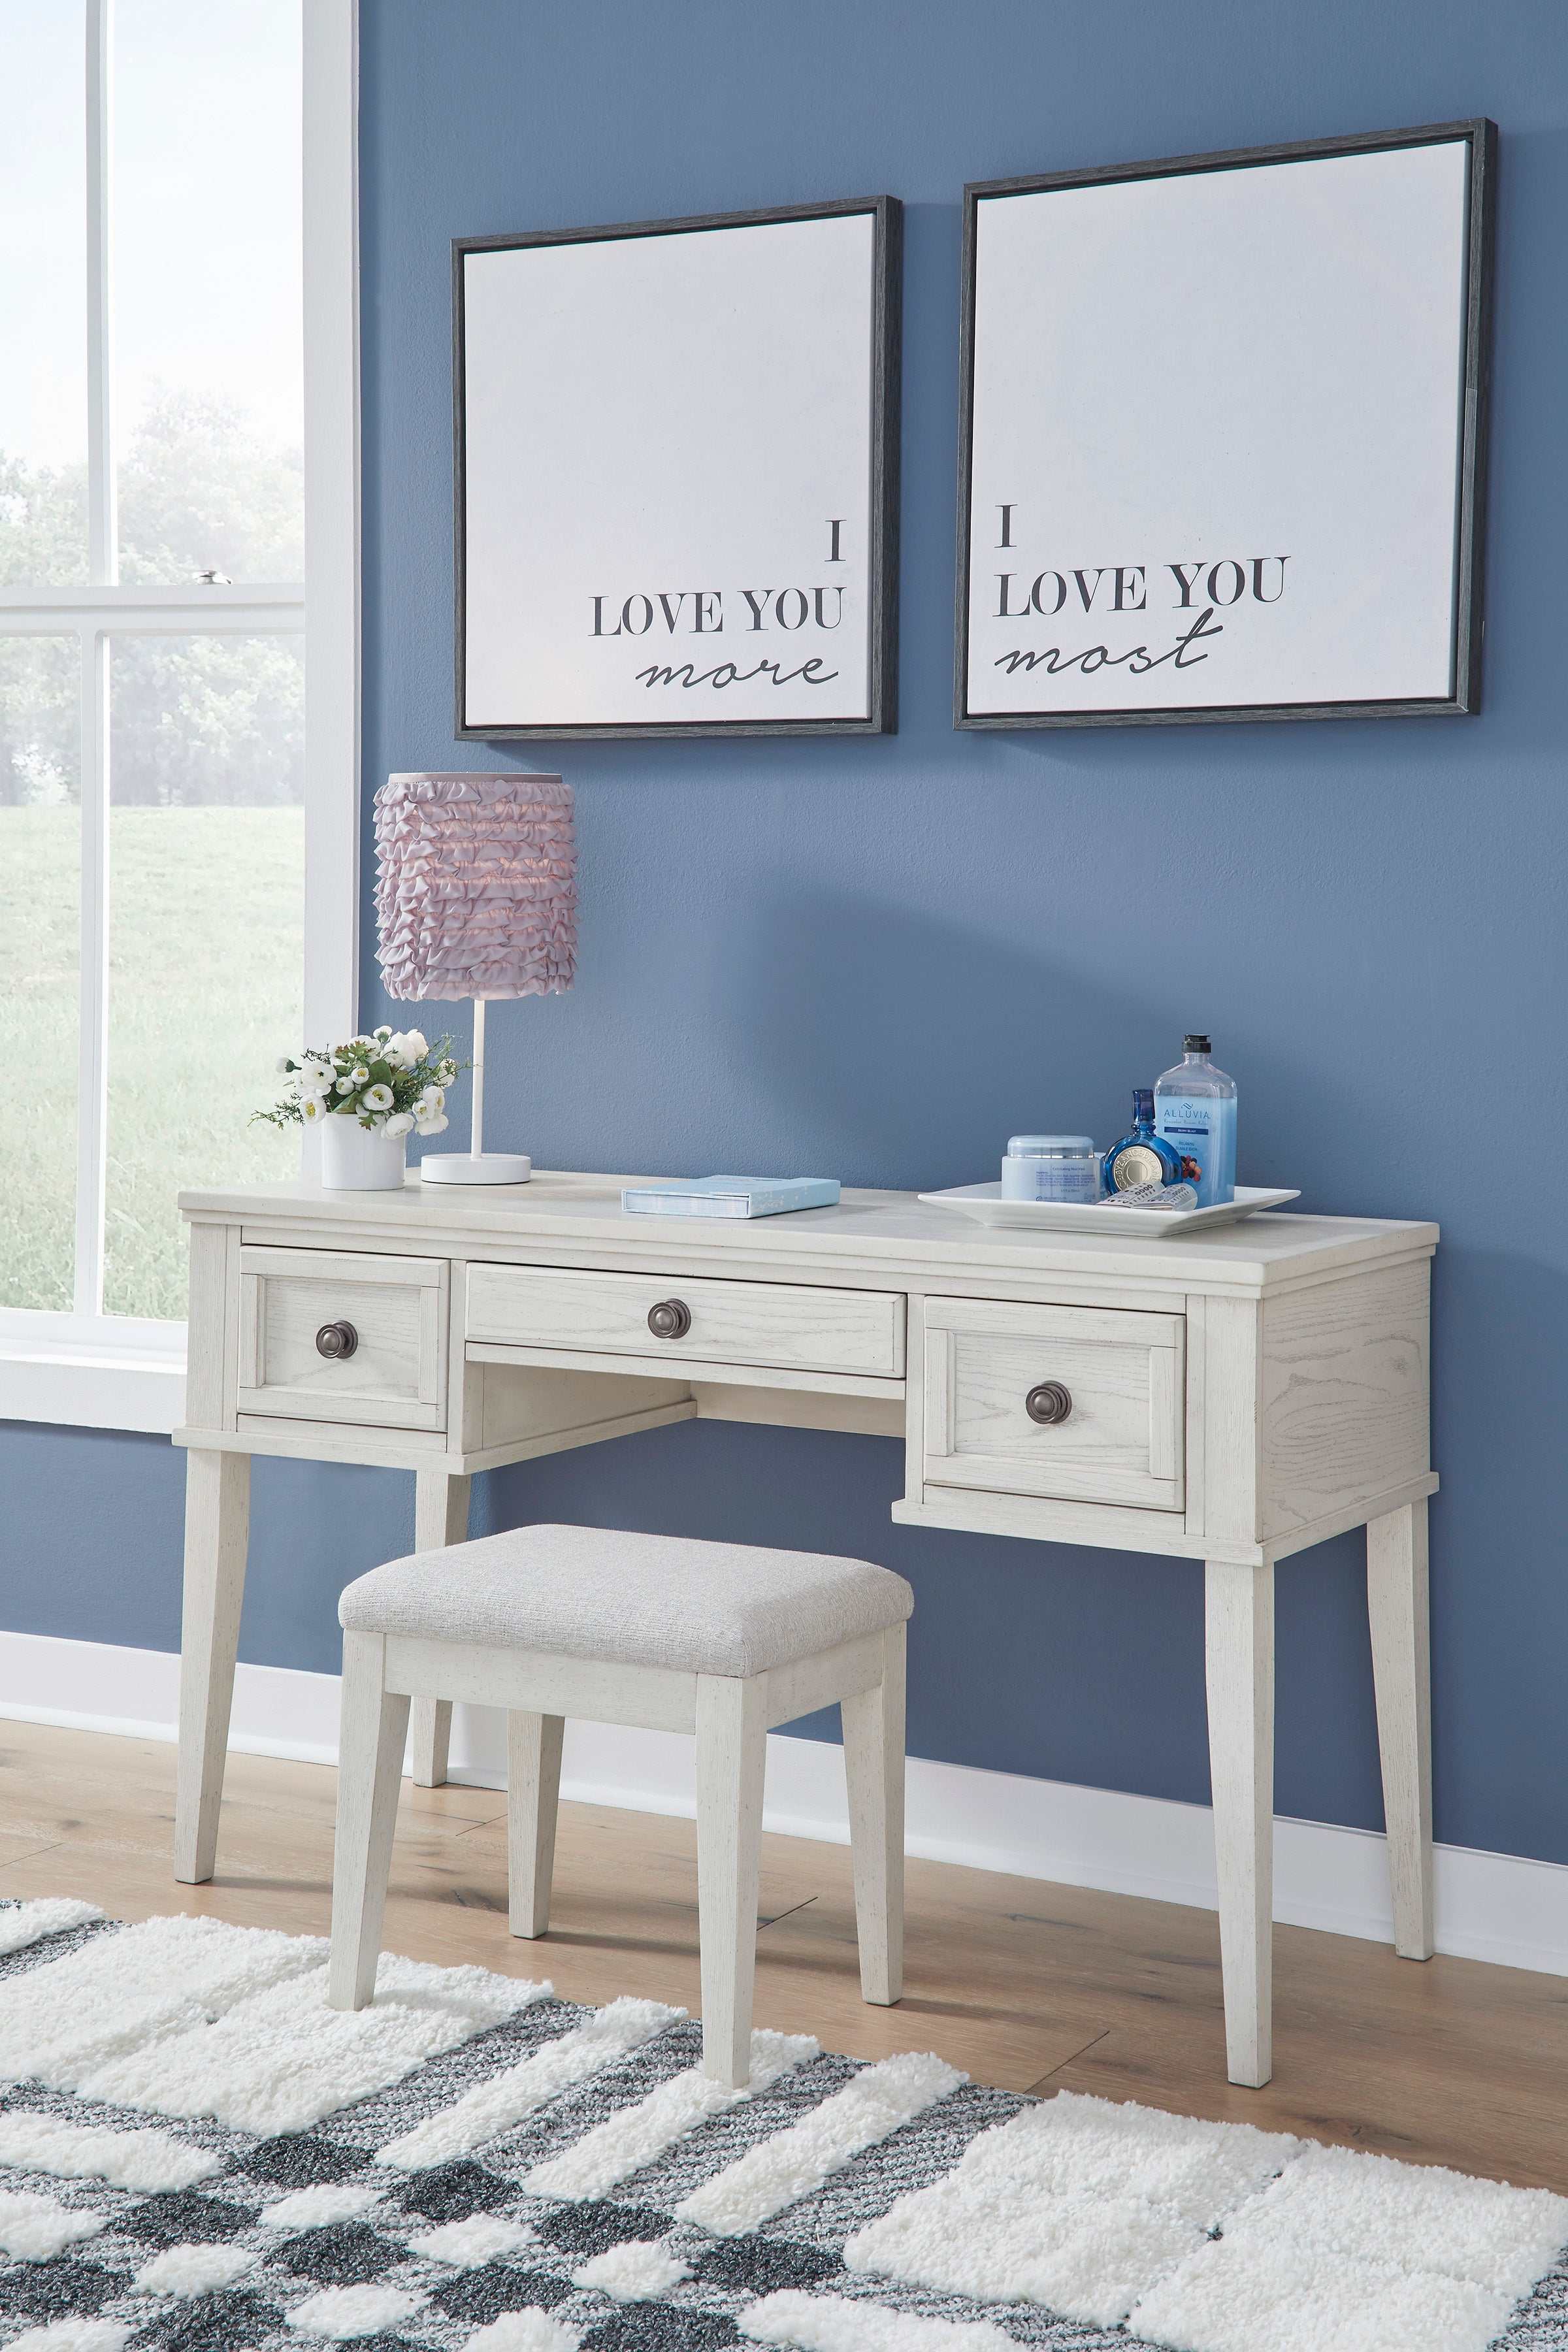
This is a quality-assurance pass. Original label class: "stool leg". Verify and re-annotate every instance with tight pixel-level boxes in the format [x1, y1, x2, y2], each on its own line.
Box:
[409, 1699, 453, 1791]
[695, 1673, 767, 2089]
[329, 1630, 410, 2011]
[842, 1622, 906, 2005]
[507, 1711, 564, 1937]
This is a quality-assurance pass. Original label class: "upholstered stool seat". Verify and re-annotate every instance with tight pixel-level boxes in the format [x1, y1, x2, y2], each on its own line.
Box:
[329, 1523, 913, 2085]
[338, 1523, 912, 1676]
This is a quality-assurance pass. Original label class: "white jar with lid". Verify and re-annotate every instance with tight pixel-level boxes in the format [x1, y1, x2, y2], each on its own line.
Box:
[1001, 1134, 1101, 1203]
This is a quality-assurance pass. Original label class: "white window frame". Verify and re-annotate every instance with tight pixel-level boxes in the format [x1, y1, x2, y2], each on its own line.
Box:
[0, 0, 359, 1435]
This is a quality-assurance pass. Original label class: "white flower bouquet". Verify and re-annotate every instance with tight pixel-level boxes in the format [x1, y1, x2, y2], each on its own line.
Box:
[254, 1026, 463, 1139]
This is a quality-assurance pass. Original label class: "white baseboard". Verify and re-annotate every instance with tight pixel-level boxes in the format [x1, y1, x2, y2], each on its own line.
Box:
[3, 1626, 1565, 1980]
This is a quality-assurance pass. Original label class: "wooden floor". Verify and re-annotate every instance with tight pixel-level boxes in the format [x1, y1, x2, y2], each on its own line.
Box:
[4, 1716, 1568, 2193]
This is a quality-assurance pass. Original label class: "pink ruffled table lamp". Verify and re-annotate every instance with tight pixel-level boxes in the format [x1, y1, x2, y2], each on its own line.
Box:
[374, 772, 576, 1184]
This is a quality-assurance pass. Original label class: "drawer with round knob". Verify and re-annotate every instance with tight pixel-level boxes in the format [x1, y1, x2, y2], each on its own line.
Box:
[921, 1295, 1184, 1511]
[236, 1246, 449, 1431]
[466, 1260, 904, 1382]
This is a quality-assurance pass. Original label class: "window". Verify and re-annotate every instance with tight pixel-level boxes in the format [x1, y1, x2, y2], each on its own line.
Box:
[0, 0, 357, 1428]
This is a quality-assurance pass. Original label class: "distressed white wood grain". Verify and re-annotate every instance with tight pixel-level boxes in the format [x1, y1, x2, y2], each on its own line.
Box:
[922, 1298, 1184, 1511]
[174, 1447, 251, 1885]
[409, 1469, 470, 1788]
[691, 1382, 904, 1437]
[842, 1623, 906, 2005]
[184, 1222, 232, 1433]
[179, 1173, 1434, 2092]
[467, 1261, 904, 1379]
[1205, 1559, 1275, 2088]
[507, 1709, 564, 1938]
[331, 1599, 904, 2081]
[1200, 1294, 1262, 1549]
[237, 1248, 448, 1431]
[1367, 1497, 1435, 1961]
[1262, 1259, 1430, 1541]
[696, 1671, 769, 2086]
[329, 1629, 411, 2010]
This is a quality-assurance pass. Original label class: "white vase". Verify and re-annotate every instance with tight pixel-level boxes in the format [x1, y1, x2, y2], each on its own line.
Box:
[319, 1113, 408, 1192]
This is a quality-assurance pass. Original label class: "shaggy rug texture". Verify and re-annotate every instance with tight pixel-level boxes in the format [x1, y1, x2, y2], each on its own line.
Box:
[2, 1897, 1567, 2352]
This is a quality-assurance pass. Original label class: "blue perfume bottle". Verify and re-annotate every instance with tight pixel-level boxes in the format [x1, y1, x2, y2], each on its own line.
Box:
[1103, 1088, 1184, 1195]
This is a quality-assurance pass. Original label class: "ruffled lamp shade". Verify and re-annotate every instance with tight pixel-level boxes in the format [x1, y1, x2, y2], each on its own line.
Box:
[374, 772, 576, 1184]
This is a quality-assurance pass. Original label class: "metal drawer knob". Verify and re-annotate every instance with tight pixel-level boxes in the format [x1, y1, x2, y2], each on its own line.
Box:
[316, 1320, 359, 1361]
[647, 1298, 692, 1341]
[1025, 1380, 1072, 1426]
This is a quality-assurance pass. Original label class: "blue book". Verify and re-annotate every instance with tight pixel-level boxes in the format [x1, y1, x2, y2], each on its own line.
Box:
[621, 1175, 841, 1220]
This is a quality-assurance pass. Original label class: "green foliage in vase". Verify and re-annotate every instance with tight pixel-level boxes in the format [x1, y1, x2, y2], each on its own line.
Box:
[255, 1029, 465, 1139]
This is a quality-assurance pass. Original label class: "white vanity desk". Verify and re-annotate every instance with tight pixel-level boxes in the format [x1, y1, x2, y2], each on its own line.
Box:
[173, 1171, 1438, 2087]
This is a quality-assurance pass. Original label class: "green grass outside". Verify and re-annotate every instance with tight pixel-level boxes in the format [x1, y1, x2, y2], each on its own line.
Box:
[1, 805, 304, 1320]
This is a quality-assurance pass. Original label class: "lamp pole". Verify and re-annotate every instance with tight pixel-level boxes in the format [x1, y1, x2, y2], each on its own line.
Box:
[470, 999, 486, 1158]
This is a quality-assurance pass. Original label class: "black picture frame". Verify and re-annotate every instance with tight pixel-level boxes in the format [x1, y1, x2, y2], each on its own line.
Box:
[454, 195, 902, 741]
[955, 121, 1497, 731]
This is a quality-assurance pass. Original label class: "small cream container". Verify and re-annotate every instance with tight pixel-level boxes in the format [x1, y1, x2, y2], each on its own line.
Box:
[1001, 1134, 1101, 1203]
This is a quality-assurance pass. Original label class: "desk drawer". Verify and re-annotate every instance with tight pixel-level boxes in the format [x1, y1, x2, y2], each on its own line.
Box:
[237, 1247, 448, 1431]
[922, 1296, 1184, 1511]
[467, 1262, 904, 1380]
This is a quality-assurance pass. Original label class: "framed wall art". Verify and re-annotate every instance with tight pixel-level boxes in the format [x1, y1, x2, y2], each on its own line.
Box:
[455, 196, 901, 739]
[956, 121, 1496, 730]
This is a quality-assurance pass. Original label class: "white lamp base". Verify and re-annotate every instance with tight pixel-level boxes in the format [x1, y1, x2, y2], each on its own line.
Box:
[420, 1152, 532, 1186]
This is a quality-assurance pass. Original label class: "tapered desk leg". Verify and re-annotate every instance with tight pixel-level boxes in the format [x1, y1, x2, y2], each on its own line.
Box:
[1205, 1560, 1275, 2088]
[841, 1623, 906, 2004]
[1368, 1498, 1435, 1960]
[174, 1447, 251, 1884]
[408, 1470, 471, 1786]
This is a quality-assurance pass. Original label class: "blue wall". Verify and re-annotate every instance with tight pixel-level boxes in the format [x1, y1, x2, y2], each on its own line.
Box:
[6, 0, 1567, 1866]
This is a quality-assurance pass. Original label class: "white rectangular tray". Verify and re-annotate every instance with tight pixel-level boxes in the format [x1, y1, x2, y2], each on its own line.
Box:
[917, 1182, 1300, 1235]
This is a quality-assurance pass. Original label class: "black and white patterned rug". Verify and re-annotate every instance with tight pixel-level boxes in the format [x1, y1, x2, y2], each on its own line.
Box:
[3, 1898, 1567, 2352]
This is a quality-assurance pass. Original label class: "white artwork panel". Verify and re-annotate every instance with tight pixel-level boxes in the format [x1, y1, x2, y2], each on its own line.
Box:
[964, 139, 1477, 719]
[461, 209, 885, 731]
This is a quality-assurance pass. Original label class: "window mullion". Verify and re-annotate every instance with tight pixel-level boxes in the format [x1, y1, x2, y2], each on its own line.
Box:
[73, 630, 111, 1318]
[86, 0, 118, 586]
[80, 0, 116, 1321]
[302, 0, 359, 1051]
[3, 0, 320, 1392]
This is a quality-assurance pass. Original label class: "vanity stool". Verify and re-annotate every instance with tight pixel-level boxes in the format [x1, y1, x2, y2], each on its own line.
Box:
[327, 1522, 913, 2085]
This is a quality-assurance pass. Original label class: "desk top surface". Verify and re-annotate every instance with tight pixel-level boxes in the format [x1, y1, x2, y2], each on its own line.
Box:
[181, 1171, 1437, 1292]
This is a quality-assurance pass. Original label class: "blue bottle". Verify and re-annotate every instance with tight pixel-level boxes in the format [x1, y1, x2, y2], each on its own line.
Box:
[1154, 1036, 1237, 1208]
[1103, 1088, 1184, 1194]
